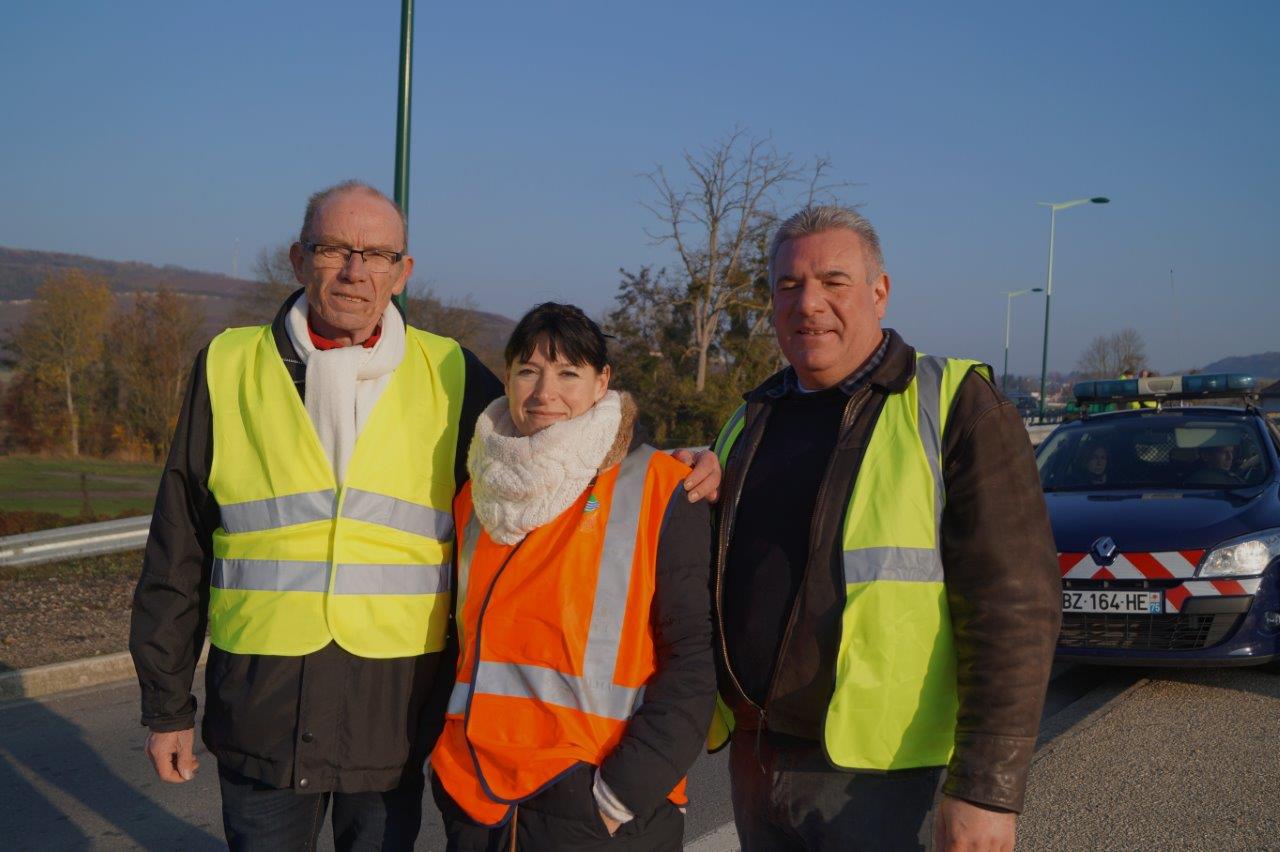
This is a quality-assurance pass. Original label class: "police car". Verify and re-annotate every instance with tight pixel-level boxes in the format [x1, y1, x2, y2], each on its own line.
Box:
[1035, 373, 1280, 666]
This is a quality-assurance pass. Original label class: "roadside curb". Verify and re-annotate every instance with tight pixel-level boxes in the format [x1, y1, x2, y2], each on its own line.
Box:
[0, 644, 209, 704]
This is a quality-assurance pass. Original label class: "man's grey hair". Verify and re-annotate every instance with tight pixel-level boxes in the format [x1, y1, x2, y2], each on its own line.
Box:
[299, 180, 408, 249]
[768, 205, 884, 287]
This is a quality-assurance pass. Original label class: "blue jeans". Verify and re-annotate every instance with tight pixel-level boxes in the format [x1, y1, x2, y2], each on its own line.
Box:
[218, 765, 424, 851]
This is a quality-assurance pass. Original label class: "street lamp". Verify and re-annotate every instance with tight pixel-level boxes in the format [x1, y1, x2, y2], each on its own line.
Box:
[1001, 288, 1043, 392]
[1036, 196, 1110, 422]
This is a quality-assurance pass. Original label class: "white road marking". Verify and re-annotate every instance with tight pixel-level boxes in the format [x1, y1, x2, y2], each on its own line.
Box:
[686, 821, 739, 852]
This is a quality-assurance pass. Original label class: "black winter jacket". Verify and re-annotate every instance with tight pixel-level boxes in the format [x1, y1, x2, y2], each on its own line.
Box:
[713, 329, 1061, 813]
[129, 292, 503, 793]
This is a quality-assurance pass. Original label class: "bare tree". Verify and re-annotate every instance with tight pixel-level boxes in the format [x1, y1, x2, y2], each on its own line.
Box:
[1076, 328, 1149, 379]
[13, 270, 114, 455]
[232, 243, 298, 325]
[643, 130, 843, 391]
[405, 282, 483, 349]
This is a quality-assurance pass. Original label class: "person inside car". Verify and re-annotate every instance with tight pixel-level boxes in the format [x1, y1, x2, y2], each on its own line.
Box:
[1189, 443, 1241, 485]
[1078, 444, 1110, 485]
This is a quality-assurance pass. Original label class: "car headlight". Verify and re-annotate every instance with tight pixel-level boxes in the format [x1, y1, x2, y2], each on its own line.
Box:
[1198, 528, 1280, 578]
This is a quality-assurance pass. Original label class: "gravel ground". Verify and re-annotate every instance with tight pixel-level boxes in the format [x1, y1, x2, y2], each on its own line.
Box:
[1021, 666, 1280, 851]
[0, 551, 142, 671]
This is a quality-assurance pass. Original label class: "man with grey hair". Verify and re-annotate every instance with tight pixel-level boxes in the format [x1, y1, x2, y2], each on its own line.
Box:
[127, 180, 506, 849]
[708, 205, 1060, 850]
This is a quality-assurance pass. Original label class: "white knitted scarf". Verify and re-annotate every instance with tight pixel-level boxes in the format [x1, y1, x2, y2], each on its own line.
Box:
[468, 391, 622, 545]
[284, 294, 406, 484]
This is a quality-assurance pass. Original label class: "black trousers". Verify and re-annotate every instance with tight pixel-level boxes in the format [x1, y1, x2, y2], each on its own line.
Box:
[431, 763, 684, 852]
[728, 731, 943, 852]
[218, 764, 424, 851]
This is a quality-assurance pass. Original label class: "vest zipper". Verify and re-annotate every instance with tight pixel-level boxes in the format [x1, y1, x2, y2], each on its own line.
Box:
[760, 387, 871, 725]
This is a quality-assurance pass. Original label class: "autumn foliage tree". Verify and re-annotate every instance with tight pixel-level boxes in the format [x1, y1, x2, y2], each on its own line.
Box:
[113, 288, 205, 458]
[10, 270, 114, 455]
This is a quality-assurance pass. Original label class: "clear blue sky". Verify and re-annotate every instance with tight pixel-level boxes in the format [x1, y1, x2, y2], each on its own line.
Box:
[3, 1, 1276, 374]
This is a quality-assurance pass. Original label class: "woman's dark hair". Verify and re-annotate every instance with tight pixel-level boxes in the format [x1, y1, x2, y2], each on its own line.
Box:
[504, 302, 609, 371]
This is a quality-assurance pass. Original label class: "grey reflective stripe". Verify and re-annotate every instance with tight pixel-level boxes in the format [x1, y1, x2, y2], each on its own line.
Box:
[471, 660, 643, 721]
[458, 512, 481, 608]
[462, 446, 657, 720]
[915, 355, 945, 525]
[331, 563, 450, 595]
[714, 405, 746, 457]
[841, 358, 949, 587]
[447, 681, 468, 715]
[456, 512, 481, 649]
[843, 546, 944, 584]
[212, 558, 330, 592]
[219, 490, 336, 534]
[341, 488, 454, 540]
[581, 446, 654, 682]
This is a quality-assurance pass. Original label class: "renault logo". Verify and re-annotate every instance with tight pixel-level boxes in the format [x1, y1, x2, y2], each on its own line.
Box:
[1090, 536, 1119, 566]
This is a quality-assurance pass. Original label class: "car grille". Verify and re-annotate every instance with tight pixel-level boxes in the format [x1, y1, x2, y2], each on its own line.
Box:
[1058, 612, 1243, 651]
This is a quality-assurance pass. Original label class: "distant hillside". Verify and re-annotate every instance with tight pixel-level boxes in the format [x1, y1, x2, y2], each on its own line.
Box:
[0, 246, 514, 357]
[1197, 352, 1280, 380]
[0, 246, 250, 301]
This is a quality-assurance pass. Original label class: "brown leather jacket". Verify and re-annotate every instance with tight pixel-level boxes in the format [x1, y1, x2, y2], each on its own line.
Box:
[712, 329, 1061, 812]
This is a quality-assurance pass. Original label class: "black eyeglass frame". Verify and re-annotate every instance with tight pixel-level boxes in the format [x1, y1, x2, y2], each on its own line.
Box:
[301, 241, 405, 269]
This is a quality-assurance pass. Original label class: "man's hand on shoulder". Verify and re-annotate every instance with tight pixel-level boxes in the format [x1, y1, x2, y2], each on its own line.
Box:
[933, 795, 1015, 852]
[145, 728, 199, 783]
[670, 448, 721, 503]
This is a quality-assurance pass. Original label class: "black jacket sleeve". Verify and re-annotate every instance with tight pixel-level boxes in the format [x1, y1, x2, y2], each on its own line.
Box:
[454, 348, 504, 486]
[938, 370, 1062, 812]
[599, 484, 717, 816]
[128, 348, 219, 732]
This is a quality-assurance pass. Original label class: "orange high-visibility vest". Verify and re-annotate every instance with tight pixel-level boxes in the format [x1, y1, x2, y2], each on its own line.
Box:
[430, 445, 691, 826]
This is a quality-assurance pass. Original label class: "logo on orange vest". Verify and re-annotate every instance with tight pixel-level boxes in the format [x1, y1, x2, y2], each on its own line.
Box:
[578, 494, 602, 532]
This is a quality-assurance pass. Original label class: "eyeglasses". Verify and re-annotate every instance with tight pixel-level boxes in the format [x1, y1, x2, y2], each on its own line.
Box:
[302, 241, 404, 274]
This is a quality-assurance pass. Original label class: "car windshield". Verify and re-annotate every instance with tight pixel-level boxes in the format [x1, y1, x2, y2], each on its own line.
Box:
[1037, 415, 1272, 491]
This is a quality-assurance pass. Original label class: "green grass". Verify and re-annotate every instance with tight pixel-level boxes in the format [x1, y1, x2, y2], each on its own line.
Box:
[0, 454, 161, 517]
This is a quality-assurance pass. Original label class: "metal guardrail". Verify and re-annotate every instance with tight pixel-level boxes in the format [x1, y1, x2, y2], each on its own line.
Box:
[0, 423, 1060, 570]
[0, 515, 151, 569]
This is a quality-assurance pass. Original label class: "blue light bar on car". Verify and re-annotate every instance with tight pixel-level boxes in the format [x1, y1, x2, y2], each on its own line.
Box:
[1073, 373, 1255, 404]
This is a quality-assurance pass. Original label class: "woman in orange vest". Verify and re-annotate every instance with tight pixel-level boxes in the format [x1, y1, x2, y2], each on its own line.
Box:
[430, 303, 717, 851]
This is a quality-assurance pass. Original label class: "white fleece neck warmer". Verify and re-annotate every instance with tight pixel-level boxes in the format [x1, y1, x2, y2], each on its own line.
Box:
[467, 391, 622, 544]
[284, 294, 406, 484]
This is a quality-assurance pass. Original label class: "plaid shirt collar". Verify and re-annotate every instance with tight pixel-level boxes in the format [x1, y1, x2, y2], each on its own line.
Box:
[769, 331, 890, 399]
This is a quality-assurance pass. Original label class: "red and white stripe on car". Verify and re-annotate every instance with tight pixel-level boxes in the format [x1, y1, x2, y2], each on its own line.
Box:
[1058, 551, 1262, 613]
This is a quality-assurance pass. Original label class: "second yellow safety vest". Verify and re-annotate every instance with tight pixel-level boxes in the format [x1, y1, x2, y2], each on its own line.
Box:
[709, 353, 986, 770]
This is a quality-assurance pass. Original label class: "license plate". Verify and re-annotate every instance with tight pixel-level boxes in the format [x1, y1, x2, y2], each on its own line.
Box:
[1062, 590, 1164, 614]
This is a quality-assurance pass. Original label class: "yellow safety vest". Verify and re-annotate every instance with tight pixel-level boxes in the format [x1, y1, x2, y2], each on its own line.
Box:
[708, 354, 986, 770]
[204, 323, 464, 659]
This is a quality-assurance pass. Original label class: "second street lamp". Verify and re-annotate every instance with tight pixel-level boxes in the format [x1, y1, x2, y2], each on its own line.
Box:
[1002, 288, 1043, 392]
[1036, 196, 1110, 422]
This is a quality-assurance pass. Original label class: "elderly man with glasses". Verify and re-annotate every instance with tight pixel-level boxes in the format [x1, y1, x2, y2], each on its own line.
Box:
[128, 180, 721, 850]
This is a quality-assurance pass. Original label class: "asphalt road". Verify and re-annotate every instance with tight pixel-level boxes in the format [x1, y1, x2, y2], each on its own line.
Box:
[1, 662, 1250, 851]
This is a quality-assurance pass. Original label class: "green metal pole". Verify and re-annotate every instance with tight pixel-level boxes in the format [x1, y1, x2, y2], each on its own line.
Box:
[1037, 208, 1057, 424]
[392, 0, 414, 312]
